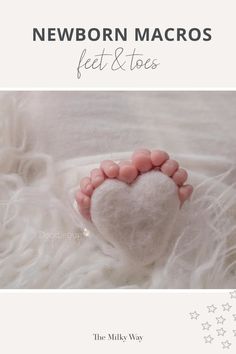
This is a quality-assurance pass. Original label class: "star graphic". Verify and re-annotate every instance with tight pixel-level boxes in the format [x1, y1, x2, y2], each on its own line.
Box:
[202, 322, 211, 330]
[207, 304, 217, 313]
[222, 340, 232, 349]
[233, 314, 236, 321]
[233, 329, 236, 336]
[216, 316, 226, 325]
[190, 311, 200, 320]
[229, 290, 236, 299]
[204, 335, 214, 344]
[217, 328, 226, 336]
[222, 303, 232, 312]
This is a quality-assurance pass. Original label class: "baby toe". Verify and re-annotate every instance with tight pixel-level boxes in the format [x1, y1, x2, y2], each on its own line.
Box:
[132, 149, 152, 172]
[178, 184, 193, 205]
[75, 190, 91, 220]
[101, 160, 119, 178]
[80, 177, 94, 196]
[161, 159, 179, 177]
[118, 161, 138, 183]
[90, 168, 105, 188]
[172, 168, 188, 186]
[151, 150, 169, 166]
[76, 190, 91, 209]
[78, 207, 91, 220]
[134, 148, 151, 155]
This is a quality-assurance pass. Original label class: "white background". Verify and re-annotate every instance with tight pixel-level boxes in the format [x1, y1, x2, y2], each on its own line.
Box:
[0, 291, 236, 353]
[0, 0, 235, 88]
[1, 2, 236, 353]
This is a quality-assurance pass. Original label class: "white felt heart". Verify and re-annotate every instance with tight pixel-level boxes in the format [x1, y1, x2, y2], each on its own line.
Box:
[90, 171, 179, 266]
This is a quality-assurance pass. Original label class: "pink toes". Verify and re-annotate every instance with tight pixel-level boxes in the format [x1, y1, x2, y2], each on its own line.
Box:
[78, 208, 91, 220]
[101, 160, 119, 178]
[161, 159, 179, 177]
[172, 168, 188, 186]
[76, 148, 193, 221]
[178, 185, 193, 206]
[132, 149, 152, 172]
[151, 150, 169, 167]
[76, 190, 91, 220]
[80, 177, 94, 196]
[118, 161, 138, 184]
[90, 168, 105, 188]
[161, 161, 192, 205]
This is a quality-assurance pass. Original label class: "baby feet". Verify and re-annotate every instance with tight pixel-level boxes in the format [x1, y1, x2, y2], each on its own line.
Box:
[76, 148, 193, 221]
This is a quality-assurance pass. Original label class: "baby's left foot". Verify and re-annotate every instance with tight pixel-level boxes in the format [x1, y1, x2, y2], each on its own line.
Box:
[75, 149, 193, 265]
[76, 148, 193, 221]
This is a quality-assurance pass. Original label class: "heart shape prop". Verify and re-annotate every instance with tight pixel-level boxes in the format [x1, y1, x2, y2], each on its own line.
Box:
[91, 171, 179, 266]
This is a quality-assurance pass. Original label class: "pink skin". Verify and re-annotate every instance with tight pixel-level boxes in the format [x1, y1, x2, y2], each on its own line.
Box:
[118, 161, 138, 183]
[75, 149, 193, 220]
[100, 160, 119, 178]
[90, 168, 105, 188]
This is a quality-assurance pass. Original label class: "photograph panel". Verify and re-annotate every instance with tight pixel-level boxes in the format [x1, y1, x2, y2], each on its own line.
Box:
[0, 91, 235, 288]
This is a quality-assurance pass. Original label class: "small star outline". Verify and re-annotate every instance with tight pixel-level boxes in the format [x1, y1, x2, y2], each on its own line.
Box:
[204, 335, 214, 344]
[202, 322, 211, 330]
[222, 303, 232, 312]
[222, 340, 232, 349]
[229, 290, 236, 299]
[207, 304, 217, 313]
[216, 327, 226, 336]
[216, 316, 226, 325]
[190, 311, 200, 320]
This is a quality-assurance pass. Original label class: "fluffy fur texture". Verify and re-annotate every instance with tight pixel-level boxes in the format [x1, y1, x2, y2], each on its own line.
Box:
[1, 92, 236, 288]
[91, 171, 179, 266]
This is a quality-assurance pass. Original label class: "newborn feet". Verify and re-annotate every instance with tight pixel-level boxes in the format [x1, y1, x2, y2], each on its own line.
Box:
[76, 149, 193, 221]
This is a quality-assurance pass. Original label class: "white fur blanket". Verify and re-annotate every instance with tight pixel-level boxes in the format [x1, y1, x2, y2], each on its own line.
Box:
[0, 91, 236, 288]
